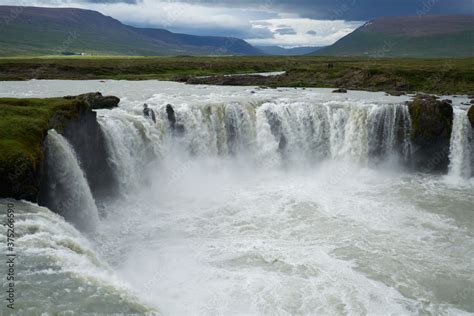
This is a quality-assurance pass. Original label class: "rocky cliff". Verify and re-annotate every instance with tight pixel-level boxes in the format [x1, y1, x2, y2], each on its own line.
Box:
[0, 93, 119, 201]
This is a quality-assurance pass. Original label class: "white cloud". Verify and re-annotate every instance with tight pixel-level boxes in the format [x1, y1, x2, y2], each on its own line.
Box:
[0, 0, 364, 47]
[246, 18, 364, 47]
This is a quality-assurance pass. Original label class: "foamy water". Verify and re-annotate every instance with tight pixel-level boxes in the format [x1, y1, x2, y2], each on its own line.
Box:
[0, 80, 472, 315]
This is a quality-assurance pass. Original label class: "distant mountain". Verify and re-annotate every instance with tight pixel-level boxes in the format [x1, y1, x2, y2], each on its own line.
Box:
[314, 15, 474, 57]
[0, 6, 263, 56]
[257, 46, 323, 56]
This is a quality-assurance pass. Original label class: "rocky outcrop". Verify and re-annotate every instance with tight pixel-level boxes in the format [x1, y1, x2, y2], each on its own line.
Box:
[65, 92, 120, 109]
[468, 106, 474, 127]
[1, 94, 119, 203]
[59, 104, 116, 198]
[407, 94, 453, 172]
[1, 97, 89, 201]
[166, 104, 176, 129]
[332, 88, 347, 93]
[165, 104, 185, 135]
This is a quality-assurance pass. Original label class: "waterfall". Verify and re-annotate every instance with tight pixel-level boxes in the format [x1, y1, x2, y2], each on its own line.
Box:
[448, 110, 472, 179]
[368, 103, 413, 165]
[41, 130, 99, 231]
[257, 101, 411, 166]
[95, 101, 414, 171]
[97, 111, 163, 193]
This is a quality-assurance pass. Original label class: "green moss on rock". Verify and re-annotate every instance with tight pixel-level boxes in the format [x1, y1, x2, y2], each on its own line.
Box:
[0, 97, 89, 200]
[407, 95, 454, 172]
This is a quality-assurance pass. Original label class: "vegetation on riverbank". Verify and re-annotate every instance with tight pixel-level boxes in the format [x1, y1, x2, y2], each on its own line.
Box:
[0, 97, 87, 199]
[0, 56, 473, 94]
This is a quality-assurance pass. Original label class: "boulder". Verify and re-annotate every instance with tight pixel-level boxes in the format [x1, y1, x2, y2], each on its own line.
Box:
[66, 92, 120, 109]
[407, 94, 453, 172]
[468, 106, 474, 127]
[332, 88, 347, 93]
[173, 76, 190, 83]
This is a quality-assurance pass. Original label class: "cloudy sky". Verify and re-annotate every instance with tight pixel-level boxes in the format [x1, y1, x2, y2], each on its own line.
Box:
[1, 0, 472, 47]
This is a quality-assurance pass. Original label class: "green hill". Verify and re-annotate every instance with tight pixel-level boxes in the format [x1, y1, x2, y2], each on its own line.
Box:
[0, 6, 262, 56]
[314, 15, 474, 58]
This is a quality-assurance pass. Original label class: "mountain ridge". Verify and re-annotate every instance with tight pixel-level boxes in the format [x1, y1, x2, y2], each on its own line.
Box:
[0, 5, 263, 56]
[313, 15, 474, 57]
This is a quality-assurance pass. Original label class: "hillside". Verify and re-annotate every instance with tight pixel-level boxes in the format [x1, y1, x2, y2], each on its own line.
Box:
[0, 6, 262, 56]
[314, 15, 474, 58]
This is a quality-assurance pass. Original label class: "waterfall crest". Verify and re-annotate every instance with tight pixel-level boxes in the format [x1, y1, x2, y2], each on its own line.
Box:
[40, 130, 99, 231]
[153, 101, 412, 166]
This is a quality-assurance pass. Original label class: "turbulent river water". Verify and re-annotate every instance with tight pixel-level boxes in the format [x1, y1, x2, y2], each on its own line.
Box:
[0, 81, 473, 315]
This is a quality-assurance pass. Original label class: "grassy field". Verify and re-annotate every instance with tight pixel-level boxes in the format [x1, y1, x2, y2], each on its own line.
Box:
[0, 56, 473, 94]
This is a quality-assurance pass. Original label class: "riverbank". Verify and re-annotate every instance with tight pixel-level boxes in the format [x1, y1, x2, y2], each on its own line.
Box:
[0, 56, 473, 94]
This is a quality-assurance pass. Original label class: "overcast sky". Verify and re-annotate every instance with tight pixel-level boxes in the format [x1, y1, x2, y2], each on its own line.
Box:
[1, 0, 472, 47]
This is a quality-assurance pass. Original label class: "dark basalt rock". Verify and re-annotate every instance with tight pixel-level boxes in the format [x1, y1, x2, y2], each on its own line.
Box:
[62, 108, 116, 197]
[468, 106, 474, 127]
[174, 76, 190, 83]
[407, 94, 454, 172]
[264, 110, 288, 157]
[166, 104, 176, 129]
[65, 92, 120, 109]
[165, 104, 185, 136]
[332, 88, 347, 93]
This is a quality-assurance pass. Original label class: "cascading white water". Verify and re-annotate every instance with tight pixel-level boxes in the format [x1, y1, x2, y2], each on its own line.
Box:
[448, 109, 473, 179]
[368, 103, 413, 164]
[0, 199, 153, 314]
[43, 130, 99, 231]
[97, 110, 163, 193]
[1, 81, 472, 315]
[97, 100, 413, 178]
[93, 100, 415, 197]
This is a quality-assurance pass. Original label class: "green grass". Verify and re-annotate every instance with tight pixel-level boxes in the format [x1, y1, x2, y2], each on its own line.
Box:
[0, 56, 473, 94]
[0, 97, 86, 198]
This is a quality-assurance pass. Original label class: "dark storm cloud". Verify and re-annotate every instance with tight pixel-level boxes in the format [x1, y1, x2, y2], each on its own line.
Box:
[5, 0, 472, 20]
[82, 0, 137, 3]
[134, 0, 473, 20]
[284, 0, 474, 20]
[2, 0, 470, 47]
[129, 0, 471, 20]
